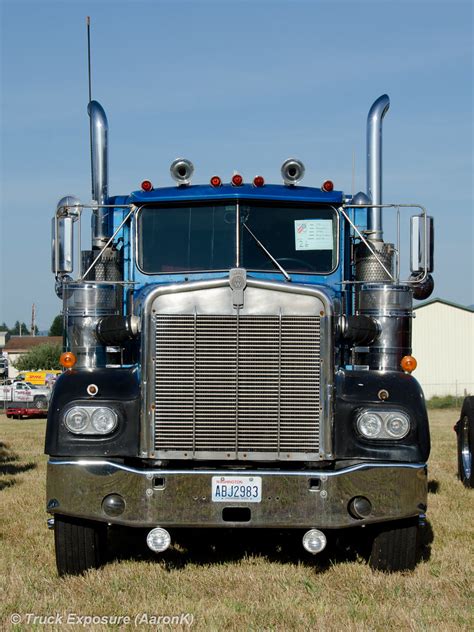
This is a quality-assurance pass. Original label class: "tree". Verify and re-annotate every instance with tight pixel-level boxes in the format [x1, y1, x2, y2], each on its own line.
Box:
[48, 315, 64, 337]
[12, 343, 62, 371]
[0, 321, 38, 335]
[8, 321, 31, 335]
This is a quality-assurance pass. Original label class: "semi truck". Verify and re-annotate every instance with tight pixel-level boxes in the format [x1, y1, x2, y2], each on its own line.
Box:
[46, 93, 434, 576]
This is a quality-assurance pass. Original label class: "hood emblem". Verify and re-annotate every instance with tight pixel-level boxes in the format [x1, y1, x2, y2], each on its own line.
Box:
[229, 268, 247, 309]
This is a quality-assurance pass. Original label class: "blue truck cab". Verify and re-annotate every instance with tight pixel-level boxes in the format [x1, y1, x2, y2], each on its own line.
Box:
[46, 95, 434, 575]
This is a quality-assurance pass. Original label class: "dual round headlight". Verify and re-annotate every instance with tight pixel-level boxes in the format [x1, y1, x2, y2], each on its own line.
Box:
[64, 406, 118, 435]
[356, 410, 410, 440]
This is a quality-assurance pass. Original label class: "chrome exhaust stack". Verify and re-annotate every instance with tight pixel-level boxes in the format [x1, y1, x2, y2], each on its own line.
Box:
[366, 94, 390, 241]
[88, 100, 109, 248]
[355, 95, 394, 283]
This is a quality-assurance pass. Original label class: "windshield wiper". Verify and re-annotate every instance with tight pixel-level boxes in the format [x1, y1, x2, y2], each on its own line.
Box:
[242, 223, 291, 281]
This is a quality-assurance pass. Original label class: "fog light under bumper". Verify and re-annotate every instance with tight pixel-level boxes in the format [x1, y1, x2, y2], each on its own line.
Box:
[302, 529, 327, 554]
[146, 527, 171, 553]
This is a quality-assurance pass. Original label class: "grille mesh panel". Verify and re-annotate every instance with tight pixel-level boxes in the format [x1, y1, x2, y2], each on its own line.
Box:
[154, 314, 321, 458]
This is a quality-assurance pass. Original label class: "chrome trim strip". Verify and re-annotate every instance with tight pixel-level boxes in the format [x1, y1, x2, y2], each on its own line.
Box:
[48, 458, 427, 478]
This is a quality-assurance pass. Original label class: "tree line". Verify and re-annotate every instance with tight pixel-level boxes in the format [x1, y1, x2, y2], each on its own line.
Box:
[0, 315, 63, 337]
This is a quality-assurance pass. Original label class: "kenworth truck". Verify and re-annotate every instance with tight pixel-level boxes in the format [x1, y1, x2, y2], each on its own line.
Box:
[46, 94, 434, 576]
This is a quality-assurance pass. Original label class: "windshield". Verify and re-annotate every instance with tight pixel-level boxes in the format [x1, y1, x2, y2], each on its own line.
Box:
[137, 202, 338, 274]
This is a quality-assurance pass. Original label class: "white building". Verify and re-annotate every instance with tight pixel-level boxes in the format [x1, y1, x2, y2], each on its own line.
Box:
[412, 298, 474, 399]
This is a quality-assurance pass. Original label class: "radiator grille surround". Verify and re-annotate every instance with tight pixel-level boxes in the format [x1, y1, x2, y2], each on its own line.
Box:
[153, 313, 323, 460]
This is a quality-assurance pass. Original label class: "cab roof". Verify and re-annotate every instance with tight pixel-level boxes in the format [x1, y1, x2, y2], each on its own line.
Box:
[128, 183, 344, 205]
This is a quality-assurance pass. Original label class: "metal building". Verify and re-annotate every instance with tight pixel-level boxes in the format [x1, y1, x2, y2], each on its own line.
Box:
[412, 298, 474, 399]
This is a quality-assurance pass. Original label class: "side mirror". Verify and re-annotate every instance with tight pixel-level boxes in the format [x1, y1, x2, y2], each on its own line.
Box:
[410, 214, 434, 273]
[51, 196, 81, 275]
[51, 216, 74, 274]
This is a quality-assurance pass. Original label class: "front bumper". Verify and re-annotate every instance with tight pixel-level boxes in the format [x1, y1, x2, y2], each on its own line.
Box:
[46, 459, 427, 529]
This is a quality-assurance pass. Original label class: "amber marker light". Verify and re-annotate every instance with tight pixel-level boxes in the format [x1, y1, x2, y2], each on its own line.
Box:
[400, 355, 417, 373]
[60, 351, 77, 369]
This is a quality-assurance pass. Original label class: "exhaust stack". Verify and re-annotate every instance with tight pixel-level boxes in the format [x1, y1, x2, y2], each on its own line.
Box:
[88, 100, 109, 247]
[366, 94, 390, 241]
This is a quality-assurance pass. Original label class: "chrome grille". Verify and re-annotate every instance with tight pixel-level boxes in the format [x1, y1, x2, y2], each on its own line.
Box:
[154, 314, 321, 459]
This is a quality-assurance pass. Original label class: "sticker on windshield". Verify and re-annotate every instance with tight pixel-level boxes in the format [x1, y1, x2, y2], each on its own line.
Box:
[294, 219, 333, 251]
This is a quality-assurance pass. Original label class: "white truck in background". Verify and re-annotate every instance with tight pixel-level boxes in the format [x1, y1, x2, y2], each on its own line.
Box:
[1, 381, 50, 409]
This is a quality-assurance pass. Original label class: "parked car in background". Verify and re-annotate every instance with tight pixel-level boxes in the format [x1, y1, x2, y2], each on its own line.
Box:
[1, 381, 50, 409]
[6, 406, 48, 419]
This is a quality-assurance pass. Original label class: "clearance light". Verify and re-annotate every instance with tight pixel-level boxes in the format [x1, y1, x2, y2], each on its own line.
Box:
[60, 351, 77, 369]
[322, 180, 334, 192]
[231, 173, 243, 186]
[401, 355, 417, 373]
[210, 175, 222, 187]
[141, 180, 153, 192]
[253, 175, 265, 187]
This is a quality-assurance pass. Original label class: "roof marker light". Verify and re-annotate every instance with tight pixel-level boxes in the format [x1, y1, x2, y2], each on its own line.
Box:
[210, 175, 222, 187]
[253, 175, 265, 187]
[141, 180, 153, 192]
[231, 173, 243, 186]
[322, 180, 334, 192]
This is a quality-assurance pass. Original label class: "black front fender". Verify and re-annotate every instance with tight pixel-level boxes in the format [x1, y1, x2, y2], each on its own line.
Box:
[45, 368, 140, 457]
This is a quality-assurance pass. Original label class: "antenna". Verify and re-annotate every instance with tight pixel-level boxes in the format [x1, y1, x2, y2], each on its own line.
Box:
[87, 16, 92, 104]
[352, 149, 356, 197]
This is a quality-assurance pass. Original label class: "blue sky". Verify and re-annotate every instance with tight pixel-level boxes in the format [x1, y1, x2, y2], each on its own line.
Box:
[0, 0, 472, 330]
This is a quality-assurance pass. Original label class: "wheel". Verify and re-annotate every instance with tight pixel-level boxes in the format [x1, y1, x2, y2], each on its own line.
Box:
[368, 518, 419, 572]
[6, 413, 11, 419]
[34, 396, 47, 410]
[54, 514, 107, 576]
[455, 397, 474, 488]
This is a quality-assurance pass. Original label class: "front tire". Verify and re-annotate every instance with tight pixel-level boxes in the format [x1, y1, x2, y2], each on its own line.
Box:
[368, 518, 419, 572]
[456, 397, 474, 488]
[54, 514, 107, 576]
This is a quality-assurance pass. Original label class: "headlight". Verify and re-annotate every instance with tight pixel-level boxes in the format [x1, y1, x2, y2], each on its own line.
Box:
[385, 413, 410, 438]
[63, 406, 118, 435]
[357, 412, 383, 438]
[64, 408, 89, 434]
[91, 407, 117, 434]
[356, 409, 411, 440]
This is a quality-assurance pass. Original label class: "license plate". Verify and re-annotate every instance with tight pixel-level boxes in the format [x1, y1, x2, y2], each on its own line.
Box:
[212, 476, 262, 503]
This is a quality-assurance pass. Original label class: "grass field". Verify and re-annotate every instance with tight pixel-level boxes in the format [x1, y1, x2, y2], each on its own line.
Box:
[0, 409, 472, 631]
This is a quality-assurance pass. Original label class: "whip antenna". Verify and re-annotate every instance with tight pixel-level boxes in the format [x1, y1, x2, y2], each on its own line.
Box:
[87, 16, 92, 104]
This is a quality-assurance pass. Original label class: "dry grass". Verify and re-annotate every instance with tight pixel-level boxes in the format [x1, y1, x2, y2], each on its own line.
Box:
[0, 410, 472, 631]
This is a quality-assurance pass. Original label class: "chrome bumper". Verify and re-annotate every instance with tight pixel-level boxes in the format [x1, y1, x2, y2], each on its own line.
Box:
[46, 459, 427, 529]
